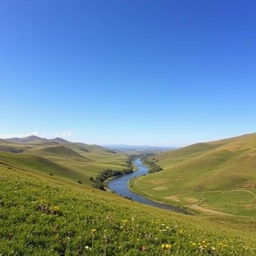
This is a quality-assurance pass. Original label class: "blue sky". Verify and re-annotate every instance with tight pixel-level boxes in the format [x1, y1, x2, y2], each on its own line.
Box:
[0, 0, 255, 146]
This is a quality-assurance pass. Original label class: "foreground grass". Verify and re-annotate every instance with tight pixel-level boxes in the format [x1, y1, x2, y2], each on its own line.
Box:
[0, 165, 256, 255]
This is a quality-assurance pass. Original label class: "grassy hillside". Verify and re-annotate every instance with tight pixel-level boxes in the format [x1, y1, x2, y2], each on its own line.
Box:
[0, 137, 129, 185]
[1, 159, 256, 255]
[27, 145, 89, 158]
[131, 133, 256, 216]
[0, 140, 31, 153]
[0, 151, 88, 182]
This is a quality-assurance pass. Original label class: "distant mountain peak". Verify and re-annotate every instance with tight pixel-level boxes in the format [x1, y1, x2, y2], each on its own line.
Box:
[5, 135, 47, 144]
[4, 135, 71, 144]
[24, 135, 42, 140]
[54, 137, 68, 141]
[2, 135, 113, 153]
[53, 137, 70, 143]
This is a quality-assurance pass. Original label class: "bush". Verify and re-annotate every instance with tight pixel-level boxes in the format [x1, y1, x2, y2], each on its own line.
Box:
[142, 156, 163, 173]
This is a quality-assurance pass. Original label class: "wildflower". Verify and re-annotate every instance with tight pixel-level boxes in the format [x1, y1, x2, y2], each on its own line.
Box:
[199, 245, 204, 250]
[161, 243, 172, 249]
[91, 229, 97, 233]
[140, 246, 147, 251]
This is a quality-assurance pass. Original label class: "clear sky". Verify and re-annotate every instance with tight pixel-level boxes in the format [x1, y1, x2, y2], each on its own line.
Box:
[0, 1, 255, 146]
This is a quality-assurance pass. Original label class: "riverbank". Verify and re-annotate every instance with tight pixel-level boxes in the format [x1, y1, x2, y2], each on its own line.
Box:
[91, 155, 136, 190]
[108, 158, 190, 214]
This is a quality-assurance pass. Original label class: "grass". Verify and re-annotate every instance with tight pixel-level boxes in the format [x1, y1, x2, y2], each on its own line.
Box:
[131, 133, 256, 217]
[1, 163, 256, 255]
[0, 151, 86, 182]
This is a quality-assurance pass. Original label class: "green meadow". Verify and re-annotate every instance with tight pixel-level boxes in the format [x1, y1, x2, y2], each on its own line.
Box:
[1, 157, 256, 255]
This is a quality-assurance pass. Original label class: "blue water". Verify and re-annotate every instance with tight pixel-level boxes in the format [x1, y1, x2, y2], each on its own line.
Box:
[108, 158, 189, 214]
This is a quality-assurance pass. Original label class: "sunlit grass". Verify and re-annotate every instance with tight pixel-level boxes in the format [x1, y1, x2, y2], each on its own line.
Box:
[0, 165, 255, 255]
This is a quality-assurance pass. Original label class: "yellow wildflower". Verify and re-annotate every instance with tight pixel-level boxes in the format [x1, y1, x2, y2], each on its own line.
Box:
[161, 243, 172, 249]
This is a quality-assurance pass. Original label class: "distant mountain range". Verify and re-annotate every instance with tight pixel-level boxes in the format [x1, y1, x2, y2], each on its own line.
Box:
[104, 144, 176, 154]
[5, 135, 79, 145]
[3, 136, 176, 154]
[5, 135, 49, 144]
[1, 135, 115, 154]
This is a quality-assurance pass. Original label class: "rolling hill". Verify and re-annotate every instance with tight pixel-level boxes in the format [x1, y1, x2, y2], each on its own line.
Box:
[0, 136, 129, 184]
[131, 133, 256, 216]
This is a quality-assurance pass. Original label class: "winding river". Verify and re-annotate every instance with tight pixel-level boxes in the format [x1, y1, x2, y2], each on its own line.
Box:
[108, 158, 189, 214]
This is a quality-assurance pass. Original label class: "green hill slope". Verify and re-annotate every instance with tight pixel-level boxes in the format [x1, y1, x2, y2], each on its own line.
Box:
[26, 145, 89, 159]
[0, 137, 128, 184]
[0, 151, 87, 182]
[131, 133, 256, 216]
[1, 158, 256, 255]
[0, 142, 29, 153]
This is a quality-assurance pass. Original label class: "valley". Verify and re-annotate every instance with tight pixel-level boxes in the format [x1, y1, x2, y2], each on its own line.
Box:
[0, 135, 256, 255]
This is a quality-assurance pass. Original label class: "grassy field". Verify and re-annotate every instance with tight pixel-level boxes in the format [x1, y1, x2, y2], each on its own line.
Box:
[1, 159, 256, 255]
[131, 133, 256, 217]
